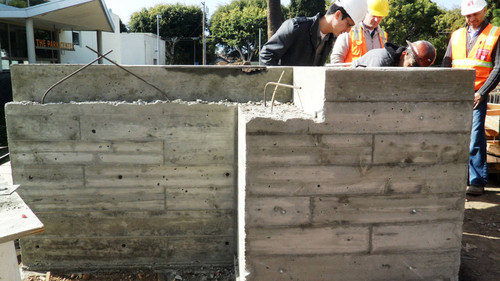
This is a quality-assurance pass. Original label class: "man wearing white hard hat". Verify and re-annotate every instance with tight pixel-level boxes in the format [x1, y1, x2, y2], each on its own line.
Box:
[331, 0, 390, 64]
[442, 0, 500, 195]
[260, 0, 368, 66]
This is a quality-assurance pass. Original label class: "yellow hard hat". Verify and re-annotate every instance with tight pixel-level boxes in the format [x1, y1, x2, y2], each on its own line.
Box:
[368, 0, 389, 17]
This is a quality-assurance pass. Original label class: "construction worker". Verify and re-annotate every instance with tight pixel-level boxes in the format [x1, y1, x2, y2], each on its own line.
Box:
[330, 0, 389, 64]
[442, 0, 500, 195]
[260, 0, 368, 66]
[353, 40, 436, 67]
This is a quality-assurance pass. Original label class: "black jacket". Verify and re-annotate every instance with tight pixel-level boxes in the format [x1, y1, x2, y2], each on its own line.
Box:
[260, 13, 335, 66]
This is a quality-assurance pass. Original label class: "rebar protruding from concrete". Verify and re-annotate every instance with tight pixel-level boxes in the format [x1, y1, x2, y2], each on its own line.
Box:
[41, 50, 113, 104]
[86, 46, 169, 100]
[264, 71, 301, 112]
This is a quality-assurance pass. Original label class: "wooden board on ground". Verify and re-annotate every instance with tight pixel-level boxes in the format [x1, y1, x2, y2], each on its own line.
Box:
[0, 192, 44, 243]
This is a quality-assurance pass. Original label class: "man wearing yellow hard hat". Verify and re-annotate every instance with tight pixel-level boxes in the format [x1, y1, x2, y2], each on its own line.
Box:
[330, 0, 389, 64]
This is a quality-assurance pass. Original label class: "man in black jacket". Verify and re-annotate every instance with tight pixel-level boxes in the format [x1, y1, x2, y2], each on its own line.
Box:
[260, 0, 368, 66]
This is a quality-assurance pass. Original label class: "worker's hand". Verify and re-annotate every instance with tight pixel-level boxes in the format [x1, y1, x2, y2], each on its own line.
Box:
[473, 92, 484, 110]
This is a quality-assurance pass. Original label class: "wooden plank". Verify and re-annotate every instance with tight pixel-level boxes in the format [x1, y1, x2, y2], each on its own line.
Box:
[487, 142, 500, 157]
[0, 192, 44, 243]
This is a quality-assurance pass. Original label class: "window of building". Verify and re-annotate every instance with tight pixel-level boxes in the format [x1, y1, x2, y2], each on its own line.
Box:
[72, 31, 80, 46]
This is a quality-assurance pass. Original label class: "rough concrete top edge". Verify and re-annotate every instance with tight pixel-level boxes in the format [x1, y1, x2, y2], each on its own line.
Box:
[239, 102, 317, 123]
[7, 99, 240, 107]
[10, 64, 292, 70]
[323, 66, 475, 72]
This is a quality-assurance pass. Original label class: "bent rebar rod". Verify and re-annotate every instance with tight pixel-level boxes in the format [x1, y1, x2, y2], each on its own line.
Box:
[264, 71, 301, 111]
[86, 46, 169, 100]
[41, 50, 113, 104]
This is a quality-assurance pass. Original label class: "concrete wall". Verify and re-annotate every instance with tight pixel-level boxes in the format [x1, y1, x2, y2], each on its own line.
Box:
[239, 67, 475, 281]
[10, 64, 293, 103]
[7, 65, 475, 278]
[6, 101, 237, 269]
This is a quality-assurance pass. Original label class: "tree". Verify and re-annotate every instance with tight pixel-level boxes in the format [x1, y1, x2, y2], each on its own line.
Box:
[129, 4, 203, 64]
[1, 0, 47, 8]
[210, 0, 267, 61]
[381, 0, 446, 64]
[289, 0, 326, 18]
[267, 0, 282, 38]
[433, 8, 463, 65]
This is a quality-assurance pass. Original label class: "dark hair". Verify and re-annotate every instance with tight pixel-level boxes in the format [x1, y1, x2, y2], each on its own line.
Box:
[326, 4, 349, 20]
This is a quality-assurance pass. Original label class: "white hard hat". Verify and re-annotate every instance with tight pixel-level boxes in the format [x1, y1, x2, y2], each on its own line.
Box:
[461, 0, 487, 16]
[335, 0, 368, 24]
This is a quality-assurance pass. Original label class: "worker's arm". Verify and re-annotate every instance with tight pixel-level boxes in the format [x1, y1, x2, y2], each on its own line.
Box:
[441, 40, 453, 67]
[330, 32, 350, 64]
[260, 19, 297, 66]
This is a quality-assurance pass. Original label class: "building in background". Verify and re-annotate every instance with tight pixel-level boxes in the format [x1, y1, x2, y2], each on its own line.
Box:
[0, 0, 165, 69]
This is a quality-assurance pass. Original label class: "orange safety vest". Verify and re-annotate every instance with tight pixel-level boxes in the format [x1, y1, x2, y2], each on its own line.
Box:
[451, 23, 500, 91]
[345, 26, 387, 62]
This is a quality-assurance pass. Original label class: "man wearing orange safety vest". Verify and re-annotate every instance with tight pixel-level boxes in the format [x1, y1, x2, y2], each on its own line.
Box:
[442, 0, 500, 195]
[330, 0, 389, 64]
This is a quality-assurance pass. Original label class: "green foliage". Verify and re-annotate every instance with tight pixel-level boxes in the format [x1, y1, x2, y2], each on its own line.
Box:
[129, 4, 203, 64]
[210, 0, 267, 61]
[492, 9, 500, 26]
[0, 0, 47, 7]
[381, 0, 453, 65]
[289, 0, 326, 17]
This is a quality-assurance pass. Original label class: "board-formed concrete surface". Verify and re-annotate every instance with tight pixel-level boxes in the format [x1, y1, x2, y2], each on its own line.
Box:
[239, 67, 475, 281]
[6, 101, 238, 269]
[7, 65, 475, 279]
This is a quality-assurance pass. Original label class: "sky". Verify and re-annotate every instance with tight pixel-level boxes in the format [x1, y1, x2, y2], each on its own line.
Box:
[104, 0, 462, 24]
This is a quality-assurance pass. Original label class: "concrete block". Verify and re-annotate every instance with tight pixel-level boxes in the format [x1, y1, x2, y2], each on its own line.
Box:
[325, 68, 475, 102]
[372, 222, 462, 252]
[245, 118, 310, 134]
[11, 65, 293, 103]
[20, 237, 166, 269]
[246, 197, 310, 227]
[245, 251, 459, 281]
[10, 152, 95, 165]
[247, 163, 466, 196]
[80, 113, 234, 141]
[36, 210, 234, 237]
[8, 140, 163, 153]
[309, 101, 472, 134]
[312, 194, 463, 224]
[166, 237, 234, 264]
[17, 186, 165, 212]
[164, 135, 235, 165]
[246, 226, 369, 255]
[11, 166, 84, 188]
[85, 165, 234, 188]
[166, 185, 235, 210]
[247, 134, 372, 165]
[246, 165, 385, 196]
[5, 111, 80, 141]
[373, 133, 469, 164]
[98, 153, 163, 165]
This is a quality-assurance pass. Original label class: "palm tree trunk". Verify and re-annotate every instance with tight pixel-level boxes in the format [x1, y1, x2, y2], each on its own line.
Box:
[267, 0, 282, 38]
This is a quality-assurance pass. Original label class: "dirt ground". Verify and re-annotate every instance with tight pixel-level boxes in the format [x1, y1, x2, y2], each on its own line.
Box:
[459, 175, 500, 281]
[20, 177, 500, 281]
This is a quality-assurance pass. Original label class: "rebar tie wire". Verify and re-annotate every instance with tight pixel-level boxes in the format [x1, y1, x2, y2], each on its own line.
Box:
[41, 46, 169, 104]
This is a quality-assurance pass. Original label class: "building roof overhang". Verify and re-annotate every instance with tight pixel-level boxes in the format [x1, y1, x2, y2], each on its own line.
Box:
[0, 0, 114, 32]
